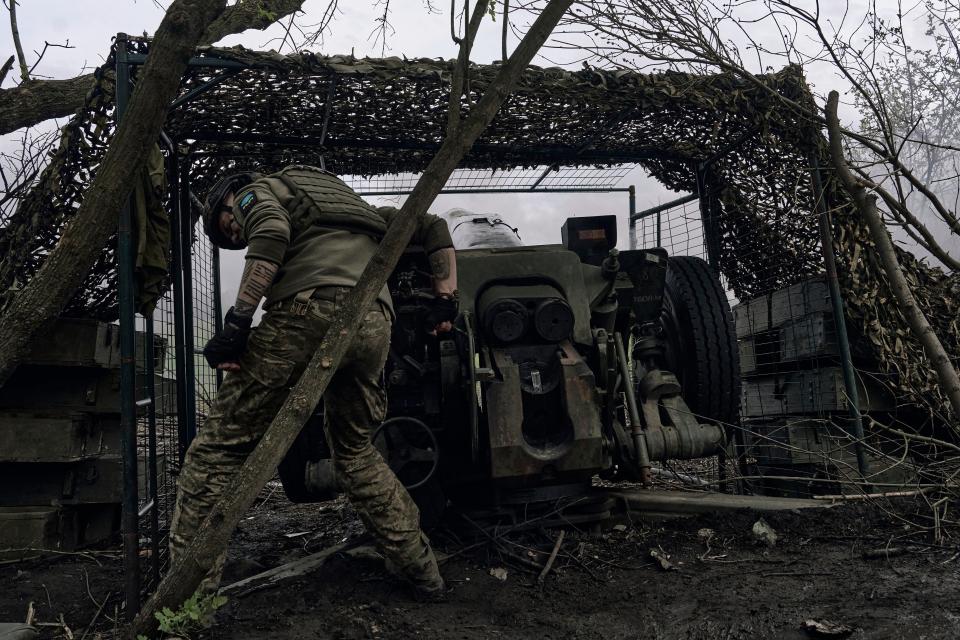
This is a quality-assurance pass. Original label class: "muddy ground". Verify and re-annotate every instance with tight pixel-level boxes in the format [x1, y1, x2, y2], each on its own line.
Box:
[3, 485, 959, 640]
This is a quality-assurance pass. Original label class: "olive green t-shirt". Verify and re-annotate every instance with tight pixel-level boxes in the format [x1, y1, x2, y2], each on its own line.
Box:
[232, 170, 453, 313]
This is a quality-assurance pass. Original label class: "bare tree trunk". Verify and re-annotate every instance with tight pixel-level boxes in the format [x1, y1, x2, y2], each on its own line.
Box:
[825, 90, 960, 427]
[128, 1, 574, 636]
[0, 0, 305, 136]
[0, 0, 229, 387]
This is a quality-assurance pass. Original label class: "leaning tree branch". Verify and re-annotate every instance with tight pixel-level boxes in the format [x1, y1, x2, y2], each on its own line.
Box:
[0, 55, 14, 85]
[826, 90, 960, 430]
[0, 0, 304, 136]
[8, 0, 28, 82]
[0, 0, 229, 386]
[129, 0, 574, 637]
[502, 0, 510, 60]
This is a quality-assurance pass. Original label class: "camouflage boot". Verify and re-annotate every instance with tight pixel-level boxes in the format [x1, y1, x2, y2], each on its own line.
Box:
[383, 533, 446, 601]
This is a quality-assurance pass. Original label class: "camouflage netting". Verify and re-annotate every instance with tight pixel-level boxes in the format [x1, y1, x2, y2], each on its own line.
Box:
[833, 198, 960, 432]
[0, 36, 957, 427]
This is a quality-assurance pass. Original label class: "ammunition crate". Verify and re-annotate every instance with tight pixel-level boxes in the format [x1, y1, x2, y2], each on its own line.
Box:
[741, 367, 894, 417]
[0, 413, 120, 462]
[0, 366, 177, 415]
[0, 457, 123, 506]
[733, 294, 769, 338]
[770, 278, 830, 327]
[0, 505, 118, 556]
[26, 318, 167, 372]
[780, 312, 838, 361]
[741, 418, 850, 466]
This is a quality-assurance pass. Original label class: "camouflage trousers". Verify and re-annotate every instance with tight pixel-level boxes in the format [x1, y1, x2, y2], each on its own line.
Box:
[169, 287, 440, 592]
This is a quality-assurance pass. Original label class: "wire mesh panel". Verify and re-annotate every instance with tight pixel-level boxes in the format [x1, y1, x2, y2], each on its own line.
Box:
[632, 195, 737, 305]
[632, 196, 705, 261]
[135, 296, 179, 587]
[190, 225, 221, 430]
[133, 216, 220, 591]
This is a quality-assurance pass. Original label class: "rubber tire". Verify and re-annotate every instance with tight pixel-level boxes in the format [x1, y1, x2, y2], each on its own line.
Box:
[278, 412, 330, 503]
[660, 256, 740, 428]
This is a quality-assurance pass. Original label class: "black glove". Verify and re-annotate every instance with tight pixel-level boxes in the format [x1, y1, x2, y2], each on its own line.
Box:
[423, 294, 459, 333]
[203, 307, 253, 368]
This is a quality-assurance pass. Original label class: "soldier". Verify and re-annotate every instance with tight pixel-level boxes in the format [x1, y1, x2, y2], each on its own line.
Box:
[170, 165, 458, 599]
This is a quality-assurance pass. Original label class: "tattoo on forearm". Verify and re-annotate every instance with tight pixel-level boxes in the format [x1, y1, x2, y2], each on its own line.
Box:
[429, 250, 451, 280]
[234, 259, 278, 316]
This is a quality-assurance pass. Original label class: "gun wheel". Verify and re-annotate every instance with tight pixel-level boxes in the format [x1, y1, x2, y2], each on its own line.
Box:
[660, 255, 741, 429]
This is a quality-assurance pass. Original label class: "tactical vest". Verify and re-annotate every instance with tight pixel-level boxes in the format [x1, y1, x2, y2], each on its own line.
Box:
[273, 165, 388, 240]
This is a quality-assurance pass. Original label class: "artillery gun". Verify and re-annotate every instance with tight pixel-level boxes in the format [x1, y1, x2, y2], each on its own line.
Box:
[278, 212, 740, 525]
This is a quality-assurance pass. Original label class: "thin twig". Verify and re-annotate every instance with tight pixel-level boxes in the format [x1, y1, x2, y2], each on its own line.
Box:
[27, 40, 73, 76]
[498, 547, 545, 573]
[59, 614, 75, 640]
[78, 591, 112, 640]
[861, 546, 920, 560]
[560, 549, 604, 583]
[813, 488, 934, 501]
[537, 530, 565, 586]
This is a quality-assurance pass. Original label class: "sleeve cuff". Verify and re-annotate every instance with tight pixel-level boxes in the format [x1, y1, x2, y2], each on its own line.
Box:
[245, 237, 287, 264]
[423, 221, 454, 254]
[426, 243, 454, 255]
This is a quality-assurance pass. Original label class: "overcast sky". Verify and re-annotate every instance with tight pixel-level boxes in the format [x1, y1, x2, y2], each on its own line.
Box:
[2, 0, 929, 309]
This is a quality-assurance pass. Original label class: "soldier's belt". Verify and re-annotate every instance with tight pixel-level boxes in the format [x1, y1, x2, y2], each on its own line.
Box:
[308, 286, 345, 302]
[286, 286, 344, 314]
[269, 286, 391, 321]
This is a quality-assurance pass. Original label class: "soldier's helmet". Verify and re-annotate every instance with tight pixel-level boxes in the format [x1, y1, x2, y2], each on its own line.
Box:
[202, 171, 261, 249]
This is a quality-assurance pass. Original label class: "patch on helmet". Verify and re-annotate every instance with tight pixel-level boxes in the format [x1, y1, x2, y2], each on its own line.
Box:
[237, 191, 257, 215]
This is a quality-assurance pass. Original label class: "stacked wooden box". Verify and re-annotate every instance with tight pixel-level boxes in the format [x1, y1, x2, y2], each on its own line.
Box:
[0, 319, 171, 556]
[734, 278, 899, 494]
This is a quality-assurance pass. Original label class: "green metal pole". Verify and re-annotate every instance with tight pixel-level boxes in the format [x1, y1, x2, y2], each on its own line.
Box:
[628, 185, 636, 249]
[145, 316, 161, 586]
[169, 153, 191, 463]
[695, 164, 722, 270]
[179, 157, 198, 445]
[115, 33, 141, 619]
[212, 245, 224, 388]
[656, 210, 661, 249]
[810, 153, 869, 480]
